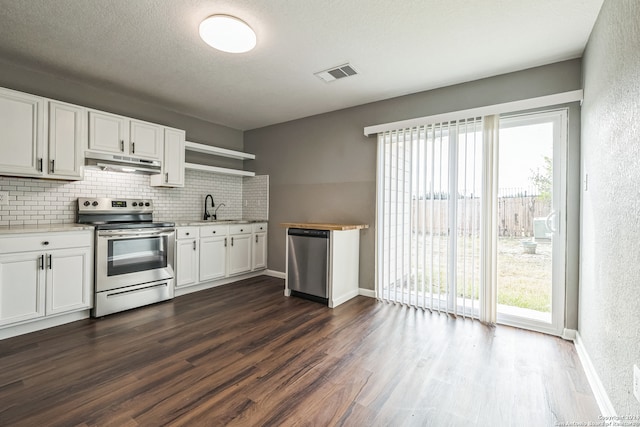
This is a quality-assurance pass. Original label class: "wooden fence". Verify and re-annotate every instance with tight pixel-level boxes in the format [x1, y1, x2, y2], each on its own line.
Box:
[410, 191, 551, 237]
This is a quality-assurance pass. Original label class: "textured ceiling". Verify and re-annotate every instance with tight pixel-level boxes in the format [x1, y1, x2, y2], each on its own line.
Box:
[0, 0, 603, 130]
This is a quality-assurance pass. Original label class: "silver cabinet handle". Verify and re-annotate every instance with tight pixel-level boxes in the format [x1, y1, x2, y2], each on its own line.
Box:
[120, 140, 124, 152]
[38, 158, 43, 172]
[39, 254, 44, 270]
[231, 237, 234, 246]
[224, 237, 227, 247]
[132, 142, 135, 154]
[255, 235, 258, 243]
[50, 159, 55, 174]
[165, 172, 169, 183]
[193, 240, 197, 251]
[47, 254, 52, 270]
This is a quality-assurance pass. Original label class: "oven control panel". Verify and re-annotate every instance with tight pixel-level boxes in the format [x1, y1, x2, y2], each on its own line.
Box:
[78, 197, 153, 213]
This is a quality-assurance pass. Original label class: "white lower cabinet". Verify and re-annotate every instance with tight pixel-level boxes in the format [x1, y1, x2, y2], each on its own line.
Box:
[175, 228, 199, 288]
[252, 223, 267, 271]
[199, 225, 228, 282]
[228, 226, 252, 276]
[175, 223, 267, 290]
[0, 252, 45, 325]
[0, 230, 93, 328]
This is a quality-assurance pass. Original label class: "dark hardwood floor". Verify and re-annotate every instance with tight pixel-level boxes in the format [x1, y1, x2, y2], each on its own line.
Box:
[0, 276, 599, 426]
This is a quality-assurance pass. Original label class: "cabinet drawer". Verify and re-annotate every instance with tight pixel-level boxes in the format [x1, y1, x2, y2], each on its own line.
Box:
[0, 231, 92, 254]
[200, 225, 228, 236]
[176, 227, 199, 240]
[252, 223, 267, 232]
[229, 224, 251, 235]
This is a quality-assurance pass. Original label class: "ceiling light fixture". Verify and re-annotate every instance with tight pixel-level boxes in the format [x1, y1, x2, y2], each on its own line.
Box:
[199, 15, 256, 53]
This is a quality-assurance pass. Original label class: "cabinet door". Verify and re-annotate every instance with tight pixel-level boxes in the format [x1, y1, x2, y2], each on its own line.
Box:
[129, 120, 162, 160]
[48, 101, 85, 180]
[88, 111, 127, 154]
[176, 239, 199, 288]
[163, 128, 185, 186]
[0, 252, 45, 326]
[199, 236, 227, 282]
[46, 247, 92, 315]
[0, 88, 44, 177]
[229, 234, 252, 276]
[252, 232, 267, 270]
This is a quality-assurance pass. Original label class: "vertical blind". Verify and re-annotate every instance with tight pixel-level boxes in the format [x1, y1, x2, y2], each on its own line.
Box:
[376, 116, 498, 322]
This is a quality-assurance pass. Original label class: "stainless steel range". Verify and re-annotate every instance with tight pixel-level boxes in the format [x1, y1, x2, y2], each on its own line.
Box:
[77, 197, 175, 317]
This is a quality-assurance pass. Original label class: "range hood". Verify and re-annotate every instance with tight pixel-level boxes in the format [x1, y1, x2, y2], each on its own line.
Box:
[85, 151, 161, 175]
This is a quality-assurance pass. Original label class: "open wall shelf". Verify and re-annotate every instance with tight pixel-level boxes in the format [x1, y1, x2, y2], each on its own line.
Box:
[184, 162, 255, 177]
[184, 141, 255, 176]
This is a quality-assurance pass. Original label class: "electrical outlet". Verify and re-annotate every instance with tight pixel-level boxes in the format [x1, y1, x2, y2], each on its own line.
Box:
[634, 364, 640, 403]
[0, 191, 8, 206]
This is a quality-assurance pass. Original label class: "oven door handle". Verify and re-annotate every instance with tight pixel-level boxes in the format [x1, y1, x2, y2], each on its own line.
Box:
[97, 229, 174, 238]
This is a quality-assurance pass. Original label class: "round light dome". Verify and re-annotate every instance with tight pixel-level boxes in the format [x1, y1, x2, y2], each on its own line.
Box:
[199, 15, 256, 53]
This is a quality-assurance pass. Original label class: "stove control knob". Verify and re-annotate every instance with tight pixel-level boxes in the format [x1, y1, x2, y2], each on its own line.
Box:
[139, 201, 144, 206]
[132, 202, 137, 207]
[92, 201, 98, 207]
[83, 201, 90, 207]
[145, 202, 150, 207]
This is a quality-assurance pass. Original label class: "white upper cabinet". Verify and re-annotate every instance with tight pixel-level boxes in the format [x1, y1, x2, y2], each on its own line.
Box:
[150, 127, 185, 187]
[88, 110, 162, 161]
[129, 119, 163, 159]
[48, 101, 85, 180]
[88, 110, 126, 154]
[0, 87, 45, 176]
[0, 88, 84, 180]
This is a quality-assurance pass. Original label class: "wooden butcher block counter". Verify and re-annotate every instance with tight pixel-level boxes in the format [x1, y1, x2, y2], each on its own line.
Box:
[280, 222, 368, 231]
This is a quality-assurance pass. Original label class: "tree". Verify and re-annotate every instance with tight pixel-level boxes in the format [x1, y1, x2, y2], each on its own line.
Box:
[530, 156, 552, 202]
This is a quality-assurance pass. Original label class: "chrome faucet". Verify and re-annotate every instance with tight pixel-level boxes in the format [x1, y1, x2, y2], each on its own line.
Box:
[204, 194, 214, 220]
[213, 203, 225, 220]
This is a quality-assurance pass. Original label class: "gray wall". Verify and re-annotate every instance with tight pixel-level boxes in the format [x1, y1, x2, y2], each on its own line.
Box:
[244, 60, 583, 307]
[580, 0, 640, 415]
[0, 58, 244, 170]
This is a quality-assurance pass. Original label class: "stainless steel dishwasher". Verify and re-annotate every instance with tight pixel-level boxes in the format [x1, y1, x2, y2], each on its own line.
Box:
[287, 228, 329, 304]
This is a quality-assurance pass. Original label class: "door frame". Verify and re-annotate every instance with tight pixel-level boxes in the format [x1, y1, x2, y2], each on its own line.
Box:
[495, 109, 568, 336]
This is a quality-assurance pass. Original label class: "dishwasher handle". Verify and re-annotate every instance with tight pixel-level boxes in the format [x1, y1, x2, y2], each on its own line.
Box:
[288, 228, 329, 238]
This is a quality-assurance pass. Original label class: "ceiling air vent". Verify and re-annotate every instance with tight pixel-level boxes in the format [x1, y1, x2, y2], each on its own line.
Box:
[314, 63, 359, 83]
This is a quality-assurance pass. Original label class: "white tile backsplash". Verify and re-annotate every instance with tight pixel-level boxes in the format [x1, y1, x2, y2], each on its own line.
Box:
[0, 169, 268, 226]
[242, 175, 269, 220]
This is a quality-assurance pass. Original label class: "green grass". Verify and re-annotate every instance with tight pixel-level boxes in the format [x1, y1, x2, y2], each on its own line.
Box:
[384, 235, 552, 313]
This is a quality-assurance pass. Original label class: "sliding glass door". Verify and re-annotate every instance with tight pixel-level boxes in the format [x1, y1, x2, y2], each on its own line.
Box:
[496, 110, 567, 335]
[376, 109, 568, 336]
[376, 118, 483, 317]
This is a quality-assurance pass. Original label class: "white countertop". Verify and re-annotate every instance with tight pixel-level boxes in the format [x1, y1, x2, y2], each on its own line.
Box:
[0, 224, 95, 235]
[0, 220, 268, 235]
[174, 220, 267, 227]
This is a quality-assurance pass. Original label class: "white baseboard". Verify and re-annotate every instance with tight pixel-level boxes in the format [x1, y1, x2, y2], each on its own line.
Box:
[359, 288, 376, 298]
[0, 310, 90, 340]
[330, 289, 360, 308]
[265, 269, 285, 279]
[562, 328, 577, 341]
[574, 331, 617, 417]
